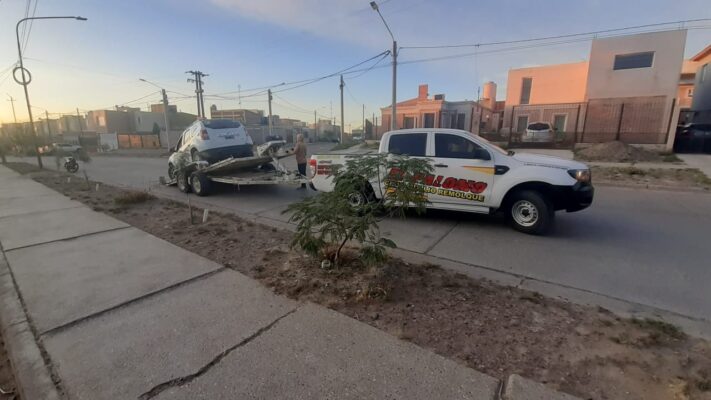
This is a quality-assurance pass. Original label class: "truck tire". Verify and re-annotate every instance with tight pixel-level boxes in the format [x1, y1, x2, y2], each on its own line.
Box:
[507, 190, 554, 235]
[190, 172, 211, 196]
[176, 170, 191, 193]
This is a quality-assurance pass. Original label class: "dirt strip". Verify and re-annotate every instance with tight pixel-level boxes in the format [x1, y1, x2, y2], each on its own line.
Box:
[5, 162, 711, 400]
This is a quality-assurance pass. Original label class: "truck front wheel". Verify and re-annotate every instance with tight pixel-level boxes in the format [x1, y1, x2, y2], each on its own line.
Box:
[507, 190, 554, 235]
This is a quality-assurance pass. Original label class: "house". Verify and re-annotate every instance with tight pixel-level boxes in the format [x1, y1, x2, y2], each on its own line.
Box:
[681, 45, 711, 126]
[209, 106, 264, 126]
[379, 83, 497, 137]
[503, 29, 690, 147]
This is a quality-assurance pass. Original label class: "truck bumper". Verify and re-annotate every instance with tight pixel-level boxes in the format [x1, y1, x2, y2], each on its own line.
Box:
[553, 183, 594, 212]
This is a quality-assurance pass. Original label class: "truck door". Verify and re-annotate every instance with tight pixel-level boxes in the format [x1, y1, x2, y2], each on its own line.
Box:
[382, 132, 428, 198]
[429, 133, 494, 208]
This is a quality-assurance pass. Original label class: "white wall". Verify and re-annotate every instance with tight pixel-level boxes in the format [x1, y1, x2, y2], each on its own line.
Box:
[132, 111, 166, 133]
[585, 30, 686, 100]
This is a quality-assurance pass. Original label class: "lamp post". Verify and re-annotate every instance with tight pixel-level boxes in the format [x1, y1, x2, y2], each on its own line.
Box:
[370, 1, 397, 131]
[15, 16, 87, 168]
[139, 78, 171, 149]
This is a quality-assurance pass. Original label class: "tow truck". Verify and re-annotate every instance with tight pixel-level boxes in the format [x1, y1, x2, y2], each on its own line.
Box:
[309, 129, 594, 234]
[161, 140, 308, 196]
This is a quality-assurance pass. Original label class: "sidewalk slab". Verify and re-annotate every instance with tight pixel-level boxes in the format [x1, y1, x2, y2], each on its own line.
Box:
[154, 303, 500, 400]
[6, 227, 223, 333]
[42, 269, 297, 400]
[504, 374, 580, 400]
[0, 206, 128, 250]
[0, 178, 59, 199]
[0, 193, 83, 218]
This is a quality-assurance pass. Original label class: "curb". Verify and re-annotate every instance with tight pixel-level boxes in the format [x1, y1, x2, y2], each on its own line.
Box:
[594, 180, 711, 193]
[0, 246, 61, 400]
[502, 374, 581, 400]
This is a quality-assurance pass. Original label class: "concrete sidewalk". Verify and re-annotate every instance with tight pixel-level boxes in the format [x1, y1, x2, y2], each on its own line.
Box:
[0, 165, 578, 400]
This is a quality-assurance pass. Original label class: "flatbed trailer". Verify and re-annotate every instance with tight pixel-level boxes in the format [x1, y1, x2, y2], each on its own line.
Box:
[161, 140, 308, 196]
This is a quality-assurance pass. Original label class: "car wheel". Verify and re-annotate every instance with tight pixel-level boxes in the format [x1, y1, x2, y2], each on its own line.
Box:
[190, 172, 211, 196]
[507, 190, 554, 235]
[176, 170, 191, 193]
[168, 163, 177, 180]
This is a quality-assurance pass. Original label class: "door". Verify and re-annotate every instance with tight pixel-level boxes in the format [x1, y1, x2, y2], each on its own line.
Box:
[429, 133, 494, 208]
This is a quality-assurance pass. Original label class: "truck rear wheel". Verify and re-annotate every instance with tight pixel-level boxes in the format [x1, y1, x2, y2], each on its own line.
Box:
[507, 190, 554, 235]
[190, 172, 211, 196]
[177, 170, 191, 193]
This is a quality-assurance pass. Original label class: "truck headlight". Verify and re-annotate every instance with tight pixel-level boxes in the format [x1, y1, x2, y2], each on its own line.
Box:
[568, 169, 591, 183]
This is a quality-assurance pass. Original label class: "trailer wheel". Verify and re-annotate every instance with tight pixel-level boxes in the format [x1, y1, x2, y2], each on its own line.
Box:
[190, 172, 211, 196]
[176, 170, 191, 193]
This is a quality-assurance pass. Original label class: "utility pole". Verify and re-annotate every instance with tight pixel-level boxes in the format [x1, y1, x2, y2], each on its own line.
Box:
[314, 110, 317, 141]
[339, 75, 345, 143]
[161, 89, 171, 148]
[267, 89, 273, 137]
[238, 84, 241, 107]
[7, 95, 17, 123]
[370, 2, 397, 131]
[186, 70, 208, 118]
[76, 108, 83, 133]
[44, 110, 51, 137]
[372, 112, 375, 139]
[362, 104, 365, 138]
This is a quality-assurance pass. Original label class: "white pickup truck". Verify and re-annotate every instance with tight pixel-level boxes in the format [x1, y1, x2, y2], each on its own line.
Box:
[309, 129, 594, 234]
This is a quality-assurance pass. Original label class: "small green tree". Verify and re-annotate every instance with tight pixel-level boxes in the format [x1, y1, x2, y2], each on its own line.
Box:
[286, 153, 433, 267]
[152, 122, 161, 136]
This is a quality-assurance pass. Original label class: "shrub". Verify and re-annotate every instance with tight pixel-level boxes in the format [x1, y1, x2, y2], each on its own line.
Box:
[286, 153, 433, 267]
[113, 191, 155, 206]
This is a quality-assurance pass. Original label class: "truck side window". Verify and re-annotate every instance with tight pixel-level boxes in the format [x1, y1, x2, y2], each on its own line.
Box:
[435, 134, 490, 160]
[388, 133, 427, 157]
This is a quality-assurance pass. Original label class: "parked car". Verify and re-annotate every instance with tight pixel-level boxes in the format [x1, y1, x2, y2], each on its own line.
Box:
[41, 143, 82, 155]
[170, 119, 253, 165]
[523, 122, 554, 143]
[673, 123, 711, 154]
[309, 128, 593, 235]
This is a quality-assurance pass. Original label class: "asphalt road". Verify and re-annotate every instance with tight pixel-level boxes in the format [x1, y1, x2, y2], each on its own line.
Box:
[10, 146, 711, 326]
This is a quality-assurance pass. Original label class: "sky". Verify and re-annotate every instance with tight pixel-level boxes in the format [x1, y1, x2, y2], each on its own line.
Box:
[0, 0, 710, 130]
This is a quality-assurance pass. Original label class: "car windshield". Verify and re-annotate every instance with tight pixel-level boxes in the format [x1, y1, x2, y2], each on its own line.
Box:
[203, 119, 241, 129]
[475, 135, 509, 156]
[527, 123, 550, 130]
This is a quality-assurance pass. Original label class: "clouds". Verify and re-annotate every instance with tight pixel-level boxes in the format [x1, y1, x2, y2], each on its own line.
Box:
[209, 0, 392, 49]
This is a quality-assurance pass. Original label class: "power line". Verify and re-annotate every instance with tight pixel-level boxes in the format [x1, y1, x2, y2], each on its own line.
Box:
[210, 51, 389, 99]
[22, 0, 39, 53]
[401, 18, 711, 50]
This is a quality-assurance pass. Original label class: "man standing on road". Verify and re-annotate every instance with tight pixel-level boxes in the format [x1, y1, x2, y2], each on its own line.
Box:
[294, 133, 307, 189]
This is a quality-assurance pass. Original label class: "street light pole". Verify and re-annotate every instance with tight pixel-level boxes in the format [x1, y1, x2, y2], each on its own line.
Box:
[139, 78, 171, 149]
[15, 16, 87, 169]
[370, 2, 397, 131]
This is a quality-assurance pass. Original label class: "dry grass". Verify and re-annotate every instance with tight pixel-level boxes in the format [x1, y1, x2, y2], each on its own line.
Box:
[113, 191, 156, 206]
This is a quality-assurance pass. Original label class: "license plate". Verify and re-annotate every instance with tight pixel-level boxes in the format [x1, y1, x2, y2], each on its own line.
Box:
[222, 135, 235, 139]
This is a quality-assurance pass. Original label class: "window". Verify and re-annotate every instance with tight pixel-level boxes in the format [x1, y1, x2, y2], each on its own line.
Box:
[424, 113, 435, 128]
[456, 113, 466, 130]
[520, 77, 532, 105]
[403, 117, 415, 129]
[388, 133, 427, 157]
[516, 116, 529, 133]
[553, 115, 567, 132]
[204, 119, 241, 129]
[688, 88, 694, 98]
[701, 64, 708, 83]
[613, 52, 654, 70]
[435, 134, 488, 159]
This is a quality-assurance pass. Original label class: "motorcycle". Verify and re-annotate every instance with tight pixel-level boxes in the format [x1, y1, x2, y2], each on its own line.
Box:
[64, 156, 79, 173]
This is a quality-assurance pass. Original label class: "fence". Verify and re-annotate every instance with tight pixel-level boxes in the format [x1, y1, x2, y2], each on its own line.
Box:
[117, 134, 161, 149]
[503, 95, 674, 148]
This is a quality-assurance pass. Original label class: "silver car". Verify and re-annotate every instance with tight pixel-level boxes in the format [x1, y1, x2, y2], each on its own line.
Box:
[523, 122, 554, 143]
